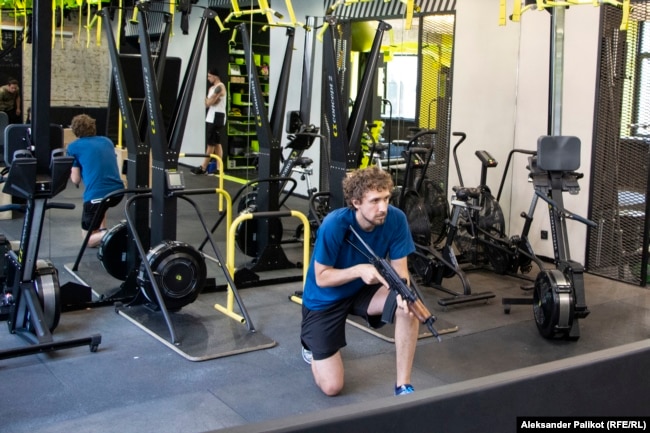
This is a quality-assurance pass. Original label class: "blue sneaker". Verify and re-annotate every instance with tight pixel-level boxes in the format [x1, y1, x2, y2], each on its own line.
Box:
[301, 346, 312, 365]
[395, 384, 414, 396]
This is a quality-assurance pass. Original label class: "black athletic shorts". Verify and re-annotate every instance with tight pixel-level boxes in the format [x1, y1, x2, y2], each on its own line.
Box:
[300, 284, 398, 361]
[206, 121, 223, 145]
[82, 196, 122, 231]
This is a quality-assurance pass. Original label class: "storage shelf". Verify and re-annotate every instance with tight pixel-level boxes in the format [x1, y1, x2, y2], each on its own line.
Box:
[226, 23, 269, 173]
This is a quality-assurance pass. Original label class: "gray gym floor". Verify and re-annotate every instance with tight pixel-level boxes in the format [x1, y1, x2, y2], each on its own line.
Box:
[0, 169, 649, 433]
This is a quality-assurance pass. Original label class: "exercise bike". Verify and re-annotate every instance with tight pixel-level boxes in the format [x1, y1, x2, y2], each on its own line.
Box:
[393, 130, 495, 306]
[451, 132, 544, 279]
[409, 184, 496, 307]
[502, 136, 596, 340]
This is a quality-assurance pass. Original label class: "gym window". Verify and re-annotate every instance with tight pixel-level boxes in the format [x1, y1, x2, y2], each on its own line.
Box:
[630, 20, 650, 137]
[382, 54, 418, 120]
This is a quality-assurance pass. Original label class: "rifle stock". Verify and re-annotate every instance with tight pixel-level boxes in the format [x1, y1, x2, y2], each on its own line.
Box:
[348, 226, 441, 341]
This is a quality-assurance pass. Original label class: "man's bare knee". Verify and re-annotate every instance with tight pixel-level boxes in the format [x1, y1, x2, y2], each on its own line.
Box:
[316, 377, 343, 397]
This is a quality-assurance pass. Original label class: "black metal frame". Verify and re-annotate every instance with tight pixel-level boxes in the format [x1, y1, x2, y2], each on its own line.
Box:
[0, 2, 100, 359]
[321, 17, 391, 209]
[451, 132, 545, 280]
[502, 136, 595, 340]
[230, 23, 302, 280]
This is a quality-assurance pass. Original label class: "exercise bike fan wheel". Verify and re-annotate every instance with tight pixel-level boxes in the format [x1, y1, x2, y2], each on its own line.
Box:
[420, 179, 449, 245]
[401, 190, 432, 246]
[533, 269, 575, 339]
[479, 193, 510, 273]
[137, 241, 207, 311]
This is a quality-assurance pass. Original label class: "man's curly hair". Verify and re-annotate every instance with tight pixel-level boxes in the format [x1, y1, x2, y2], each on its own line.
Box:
[70, 114, 97, 138]
[342, 166, 393, 207]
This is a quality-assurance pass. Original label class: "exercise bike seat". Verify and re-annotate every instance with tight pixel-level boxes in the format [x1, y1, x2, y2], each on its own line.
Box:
[294, 156, 313, 168]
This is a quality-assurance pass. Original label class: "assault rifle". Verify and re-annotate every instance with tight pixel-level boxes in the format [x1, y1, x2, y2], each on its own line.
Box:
[347, 226, 442, 341]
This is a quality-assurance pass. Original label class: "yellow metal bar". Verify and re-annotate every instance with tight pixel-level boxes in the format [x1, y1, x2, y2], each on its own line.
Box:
[499, 0, 507, 26]
[51, 0, 56, 49]
[77, 2, 82, 44]
[214, 304, 246, 323]
[130, 5, 139, 23]
[85, 2, 92, 47]
[231, 0, 242, 16]
[258, 0, 276, 26]
[223, 210, 310, 314]
[512, 0, 523, 23]
[317, 22, 328, 41]
[214, 187, 232, 250]
[178, 153, 226, 211]
[290, 210, 310, 283]
[404, 0, 414, 30]
[505, 0, 629, 26]
[210, 187, 243, 323]
[96, 14, 102, 46]
[210, 154, 225, 212]
[213, 14, 228, 32]
[169, 0, 175, 37]
[285, 0, 298, 26]
[225, 213, 250, 312]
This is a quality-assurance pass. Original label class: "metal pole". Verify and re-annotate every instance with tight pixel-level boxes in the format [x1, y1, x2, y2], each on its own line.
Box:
[549, 7, 566, 136]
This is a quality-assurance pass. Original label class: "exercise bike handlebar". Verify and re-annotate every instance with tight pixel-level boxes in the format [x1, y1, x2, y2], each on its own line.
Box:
[0, 204, 24, 213]
[46, 202, 76, 210]
[452, 185, 481, 202]
[534, 191, 597, 228]
[497, 149, 537, 202]
[0, 201, 74, 213]
[452, 132, 467, 187]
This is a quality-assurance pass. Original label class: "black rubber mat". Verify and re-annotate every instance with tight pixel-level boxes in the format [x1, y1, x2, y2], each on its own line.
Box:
[116, 301, 276, 361]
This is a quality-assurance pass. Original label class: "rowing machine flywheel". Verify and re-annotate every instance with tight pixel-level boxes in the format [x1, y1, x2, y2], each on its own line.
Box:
[532, 269, 575, 339]
[137, 241, 206, 311]
[32, 260, 61, 332]
[98, 221, 151, 281]
[235, 191, 283, 258]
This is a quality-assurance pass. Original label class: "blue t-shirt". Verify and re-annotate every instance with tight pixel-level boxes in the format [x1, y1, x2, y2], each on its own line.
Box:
[302, 205, 415, 311]
[67, 136, 124, 202]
